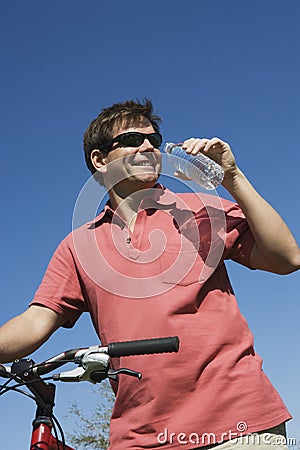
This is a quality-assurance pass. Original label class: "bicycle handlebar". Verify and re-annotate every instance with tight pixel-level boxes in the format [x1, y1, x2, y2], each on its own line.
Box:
[107, 336, 179, 357]
[0, 336, 180, 379]
[0, 336, 180, 450]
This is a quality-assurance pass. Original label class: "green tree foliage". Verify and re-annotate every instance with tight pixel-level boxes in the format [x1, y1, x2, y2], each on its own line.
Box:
[67, 380, 114, 449]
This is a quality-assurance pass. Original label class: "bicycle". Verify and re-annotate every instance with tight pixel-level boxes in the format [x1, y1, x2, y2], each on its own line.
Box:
[0, 336, 179, 450]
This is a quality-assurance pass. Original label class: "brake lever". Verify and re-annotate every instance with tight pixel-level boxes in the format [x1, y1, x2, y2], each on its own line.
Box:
[52, 353, 110, 383]
[107, 368, 142, 381]
[50, 349, 142, 383]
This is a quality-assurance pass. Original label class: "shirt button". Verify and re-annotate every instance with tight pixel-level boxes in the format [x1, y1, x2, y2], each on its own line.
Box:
[126, 237, 131, 244]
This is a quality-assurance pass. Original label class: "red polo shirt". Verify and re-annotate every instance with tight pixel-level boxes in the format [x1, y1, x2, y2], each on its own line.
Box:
[31, 186, 291, 449]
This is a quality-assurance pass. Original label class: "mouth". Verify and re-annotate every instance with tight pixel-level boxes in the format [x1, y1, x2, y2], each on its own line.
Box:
[131, 161, 155, 167]
[130, 156, 157, 169]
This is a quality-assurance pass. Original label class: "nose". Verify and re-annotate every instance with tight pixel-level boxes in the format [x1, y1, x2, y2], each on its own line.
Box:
[138, 138, 155, 152]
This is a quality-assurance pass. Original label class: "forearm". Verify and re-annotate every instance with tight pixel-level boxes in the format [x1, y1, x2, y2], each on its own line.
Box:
[180, 137, 299, 273]
[0, 316, 41, 363]
[223, 168, 300, 274]
[0, 306, 62, 363]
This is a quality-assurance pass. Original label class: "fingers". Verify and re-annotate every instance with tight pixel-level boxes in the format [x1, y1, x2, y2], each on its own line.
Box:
[182, 137, 227, 155]
[203, 137, 228, 154]
[182, 138, 208, 155]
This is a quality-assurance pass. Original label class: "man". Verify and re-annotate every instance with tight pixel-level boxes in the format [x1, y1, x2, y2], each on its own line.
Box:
[0, 99, 299, 449]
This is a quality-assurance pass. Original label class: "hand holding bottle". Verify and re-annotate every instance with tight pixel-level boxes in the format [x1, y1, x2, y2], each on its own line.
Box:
[183, 137, 236, 174]
[166, 137, 238, 189]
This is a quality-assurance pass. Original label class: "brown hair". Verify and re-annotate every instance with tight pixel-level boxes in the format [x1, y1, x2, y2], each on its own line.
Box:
[83, 98, 162, 175]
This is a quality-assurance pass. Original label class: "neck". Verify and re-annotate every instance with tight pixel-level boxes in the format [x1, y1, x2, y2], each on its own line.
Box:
[108, 187, 151, 232]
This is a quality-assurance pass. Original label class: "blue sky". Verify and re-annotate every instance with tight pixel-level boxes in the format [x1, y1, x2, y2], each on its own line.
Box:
[1, 0, 299, 447]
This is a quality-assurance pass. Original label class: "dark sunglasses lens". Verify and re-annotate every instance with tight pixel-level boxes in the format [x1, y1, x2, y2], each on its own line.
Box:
[117, 132, 162, 148]
[149, 133, 162, 147]
[119, 133, 143, 147]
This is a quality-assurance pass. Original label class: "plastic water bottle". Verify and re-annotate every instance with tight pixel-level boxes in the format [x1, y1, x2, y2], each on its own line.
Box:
[164, 143, 224, 190]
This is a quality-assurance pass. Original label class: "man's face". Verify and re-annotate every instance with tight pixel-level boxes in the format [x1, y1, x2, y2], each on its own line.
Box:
[100, 119, 162, 194]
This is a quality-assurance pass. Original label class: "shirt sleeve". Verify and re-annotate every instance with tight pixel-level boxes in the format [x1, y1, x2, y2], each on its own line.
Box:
[30, 234, 87, 328]
[222, 199, 256, 268]
[179, 193, 255, 270]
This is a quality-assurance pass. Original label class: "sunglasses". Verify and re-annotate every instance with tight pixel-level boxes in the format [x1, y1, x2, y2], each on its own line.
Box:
[99, 132, 163, 151]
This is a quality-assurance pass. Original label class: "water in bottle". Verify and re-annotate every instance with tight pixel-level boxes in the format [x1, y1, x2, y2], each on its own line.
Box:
[164, 143, 224, 190]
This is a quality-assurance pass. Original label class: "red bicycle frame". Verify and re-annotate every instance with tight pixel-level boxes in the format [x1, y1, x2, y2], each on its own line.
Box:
[10, 359, 74, 450]
[31, 421, 74, 450]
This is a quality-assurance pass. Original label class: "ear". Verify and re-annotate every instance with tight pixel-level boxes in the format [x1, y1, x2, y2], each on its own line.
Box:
[90, 149, 108, 173]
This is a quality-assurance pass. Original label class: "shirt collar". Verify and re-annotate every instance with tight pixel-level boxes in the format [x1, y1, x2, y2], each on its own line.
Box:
[88, 183, 177, 229]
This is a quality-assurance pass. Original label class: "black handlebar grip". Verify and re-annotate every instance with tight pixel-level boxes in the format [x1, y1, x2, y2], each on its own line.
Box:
[107, 336, 180, 358]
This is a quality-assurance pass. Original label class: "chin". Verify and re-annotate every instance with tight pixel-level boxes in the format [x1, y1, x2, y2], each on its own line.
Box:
[139, 174, 158, 184]
[129, 171, 158, 182]
[129, 175, 158, 189]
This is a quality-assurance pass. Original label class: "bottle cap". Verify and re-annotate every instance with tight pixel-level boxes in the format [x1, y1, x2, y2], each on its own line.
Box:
[164, 142, 176, 154]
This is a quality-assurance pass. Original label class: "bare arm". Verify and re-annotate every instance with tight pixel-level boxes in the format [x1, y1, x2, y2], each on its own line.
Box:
[182, 138, 300, 274]
[0, 305, 64, 363]
[222, 167, 300, 274]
